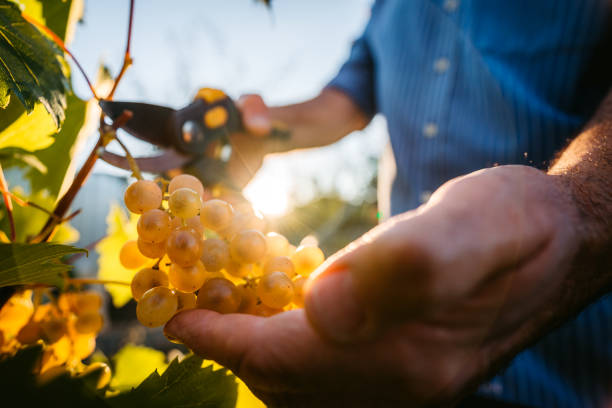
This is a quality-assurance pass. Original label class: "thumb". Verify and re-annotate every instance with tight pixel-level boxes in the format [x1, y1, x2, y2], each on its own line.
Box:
[304, 219, 435, 344]
[237, 94, 271, 137]
[164, 309, 258, 372]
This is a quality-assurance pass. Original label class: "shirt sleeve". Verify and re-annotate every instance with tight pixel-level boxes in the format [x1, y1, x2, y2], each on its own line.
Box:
[326, 32, 377, 118]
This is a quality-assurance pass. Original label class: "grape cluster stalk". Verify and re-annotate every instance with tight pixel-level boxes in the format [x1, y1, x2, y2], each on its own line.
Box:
[120, 174, 326, 329]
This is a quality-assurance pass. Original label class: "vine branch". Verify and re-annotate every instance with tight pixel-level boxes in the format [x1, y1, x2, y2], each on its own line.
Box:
[106, 0, 135, 100]
[0, 163, 15, 241]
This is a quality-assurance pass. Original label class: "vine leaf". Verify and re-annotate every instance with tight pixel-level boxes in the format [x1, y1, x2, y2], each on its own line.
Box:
[109, 344, 168, 392]
[107, 353, 238, 408]
[0, 0, 69, 128]
[0, 242, 85, 288]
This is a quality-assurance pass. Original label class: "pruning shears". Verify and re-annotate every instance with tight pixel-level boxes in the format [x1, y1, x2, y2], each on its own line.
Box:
[98, 88, 289, 185]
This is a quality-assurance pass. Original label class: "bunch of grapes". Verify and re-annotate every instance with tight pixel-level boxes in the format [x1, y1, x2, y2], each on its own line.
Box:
[0, 289, 110, 387]
[120, 174, 326, 329]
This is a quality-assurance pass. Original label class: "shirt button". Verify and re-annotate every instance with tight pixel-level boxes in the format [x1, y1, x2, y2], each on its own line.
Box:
[443, 0, 459, 12]
[420, 190, 433, 204]
[423, 122, 438, 138]
[433, 57, 450, 74]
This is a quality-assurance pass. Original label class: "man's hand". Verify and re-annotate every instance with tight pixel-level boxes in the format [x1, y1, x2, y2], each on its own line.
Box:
[165, 165, 596, 407]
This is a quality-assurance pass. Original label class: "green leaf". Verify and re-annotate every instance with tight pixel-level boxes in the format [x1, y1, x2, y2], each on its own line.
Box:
[0, 0, 69, 127]
[109, 344, 168, 392]
[0, 242, 85, 288]
[96, 204, 144, 308]
[0, 96, 56, 151]
[108, 353, 237, 408]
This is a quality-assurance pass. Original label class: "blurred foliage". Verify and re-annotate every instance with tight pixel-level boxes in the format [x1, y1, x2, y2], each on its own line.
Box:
[110, 344, 167, 391]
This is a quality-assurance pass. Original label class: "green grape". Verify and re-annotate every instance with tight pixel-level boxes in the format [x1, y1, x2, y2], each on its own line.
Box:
[230, 229, 267, 264]
[137, 209, 172, 243]
[257, 271, 294, 309]
[237, 284, 258, 314]
[168, 174, 205, 198]
[263, 256, 296, 278]
[168, 188, 201, 219]
[124, 180, 162, 214]
[219, 212, 265, 239]
[292, 276, 307, 307]
[171, 215, 204, 237]
[265, 232, 290, 258]
[131, 267, 169, 301]
[225, 258, 253, 278]
[137, 238, 166, 259]
[196, 278, 241, 314]
[119, 240, 148, 269]
[74, 312, 103, 334]
[200, 238, 230, 272]
[290, 245, 325, 276]
[200, 199, 234, 231]
[166, 227, 203, 267]
[136, 287, 178, 328]
[175, 290, 197, 312]
[168, 261, 207, 293]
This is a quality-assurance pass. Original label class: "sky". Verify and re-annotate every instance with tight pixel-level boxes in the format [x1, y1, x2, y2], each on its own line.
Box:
[69, 0, 386, 216]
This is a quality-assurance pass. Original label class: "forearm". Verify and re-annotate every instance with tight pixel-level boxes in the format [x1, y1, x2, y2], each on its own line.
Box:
[548, 89, 612, 308]
[267, 88, 370, 152]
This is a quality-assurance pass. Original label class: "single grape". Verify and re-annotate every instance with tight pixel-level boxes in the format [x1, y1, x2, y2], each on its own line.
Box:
[230, 229, 267, 264]
[292, 276, 307, 307]
[136, 287, 178, 328]
[200, 238, 230, 272]
[171, 215, 204, 237]
[196, 278, 241, 314]
[124, 180, 162, 214]
[263, 256, 296, 278]
[74, 312, 103, 334]
[119, 240, 148, 269]
[265, 232, 290, 258]
[131, 268, 169, 301]
[257, 271, 294, 309]
[168, 174, 205, 199]
[168, 188, 201, 219]
[0, 290, 33, 335]
[40, 314, 68, 344]
[166, 227, 203, 267]
[225, 258, 253, 278]
[137, 238, 166, 259]
[71, 333, 96, 360]
[16, 320, 42, 344]
[290, 245, 325, 276]
[168, 261, 207, 293]
[219, 212, 265, 238]
[71, 292, 102, 315]
[175, 290, 197, 312]
[200, 199, 233, 231]
[137, 209, 172, 243]
[237, 284, 258, 314]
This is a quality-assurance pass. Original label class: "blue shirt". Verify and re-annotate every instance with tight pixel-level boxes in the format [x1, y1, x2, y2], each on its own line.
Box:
[328, 1, 612, 407]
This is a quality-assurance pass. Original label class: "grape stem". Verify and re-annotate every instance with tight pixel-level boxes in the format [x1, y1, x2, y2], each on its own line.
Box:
[114, 133, 143, 180]
[0, 163, 15, 241]
[22, 12, 99, 100]
[106, 0, 135, 100]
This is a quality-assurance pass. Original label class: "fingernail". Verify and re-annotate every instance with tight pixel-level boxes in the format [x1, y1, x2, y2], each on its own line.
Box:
[163, 319, 183, 344]
[305, 271, 366, 343]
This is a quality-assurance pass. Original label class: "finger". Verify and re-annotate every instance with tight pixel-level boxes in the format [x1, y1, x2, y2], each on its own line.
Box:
[237, 94, 271, 137]
[164, 309, 261, 372]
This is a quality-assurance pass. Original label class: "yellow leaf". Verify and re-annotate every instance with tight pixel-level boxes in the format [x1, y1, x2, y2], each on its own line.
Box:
[0, 102, 56, 151]
[110, 344, 168, 391]
[96, 203, 142, 308]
